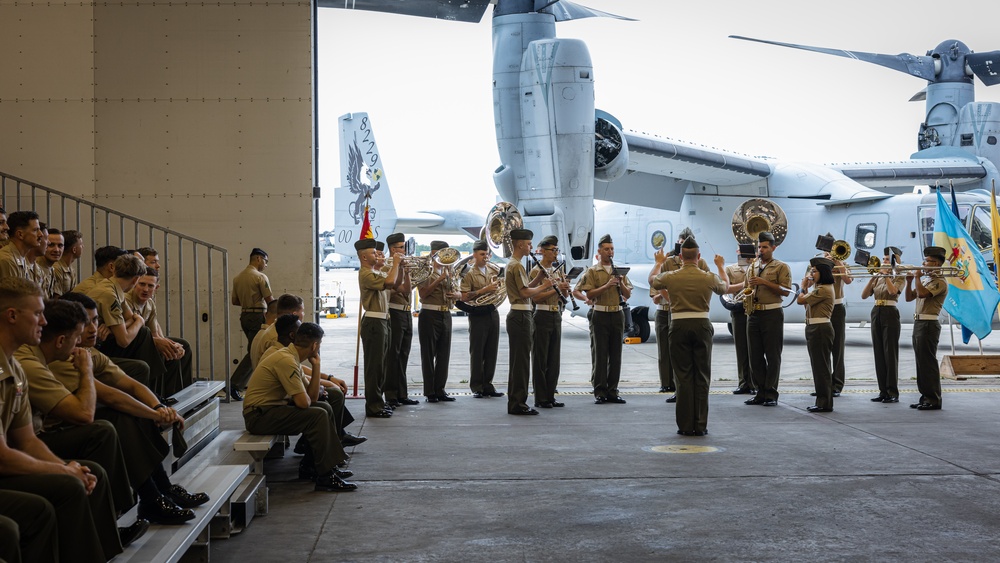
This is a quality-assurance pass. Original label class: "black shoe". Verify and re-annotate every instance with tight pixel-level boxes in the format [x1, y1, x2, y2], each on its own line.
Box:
[118, 519, 150, 548]
[367, 410, 392, 418]
[437, 394, 456, 402]
[881, 397, 899, 404]
[870, 395, 887, 402]
[594, 396, 608, 404]
[761, 400, 777, 407]
[398, 398, 419, 405]
[744, 398, 764, 405]
[315, 472, 357, 492]
[426, 396, 439, 403]
[509, 407, 539, 415]
[486, 391, 505, 398]
[658, 386, 671, 393]
[472, 392, 485, 398]
[692, 430, 707, 436]
[806, 406, 833, 413]
[138, 496, 196, 525]
[551, 401, 565, 407]
[299, 462, 317, 481]
[733, 388, 753, 395]
[665, 395, 677, 403]
[385, 400, 400, 408]
[334, 468, 354, 479]
[534, 401, 554, 408]
[910, 402, 926, 409]
[677, 430, 695, 436]
[916, 403, 941, 410]
[607, 396, 627, 404]
[293, 437, 310, 456]
[340, 433, 367, 447]
[230, 387, 244, 401]
[809, 392, 818, 397]
[833, 392, 841, 397]
[383, 403, 395, 411]
[164, 484, 210, 508]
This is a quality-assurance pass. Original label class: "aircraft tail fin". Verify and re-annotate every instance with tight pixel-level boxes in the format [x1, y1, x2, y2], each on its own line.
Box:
[334, 112, 398, 256]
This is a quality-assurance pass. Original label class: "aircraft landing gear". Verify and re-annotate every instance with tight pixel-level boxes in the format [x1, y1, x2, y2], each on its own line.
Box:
[626, 306, 651, 343]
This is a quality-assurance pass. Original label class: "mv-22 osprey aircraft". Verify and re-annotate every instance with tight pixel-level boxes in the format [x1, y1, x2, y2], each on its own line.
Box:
[328, 0, 1000, 341]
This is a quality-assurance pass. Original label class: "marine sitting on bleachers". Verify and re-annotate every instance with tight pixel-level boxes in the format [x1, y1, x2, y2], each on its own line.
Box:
[73, 245, 128, 295]
[0, 210, 43, 281]
[127, 267, 193, 396]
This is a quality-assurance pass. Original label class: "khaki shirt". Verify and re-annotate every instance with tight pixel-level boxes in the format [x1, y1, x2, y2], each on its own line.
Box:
[650, 264, 727, 314]
[461, 264, 493, 295]
[250, 324, 279, 369]
[748, 259, 792, 306]
[725, 264, 747, 286]
[16, 345, 124, 432]
[420, 269, 448, 307]
[871, 275, 905, 302]
[915, 275, 948, 317]
[359, 267, 389, 314]
[87, 277, 129, 328]
[232, 265, 272, 310]
[33, 257, 56, 298]
[72, 271, 105, 295]
[832, 276, 845, 301]
[125, 290, 157, 330]
[382, 263, 411, 306]
[505, 258, 531, 307]
[801, 284, 835, 321]
[575, 264, 634, 308]
[51, 261, 76, 297]
[528, 265, 560, 307]
[0, 243, 30, 281]
[664, 255, 709, 273]
[0, 348, 31, 439]
[243, 345, 306, 411]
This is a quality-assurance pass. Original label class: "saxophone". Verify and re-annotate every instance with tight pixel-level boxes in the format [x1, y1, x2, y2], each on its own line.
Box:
[742, 257, 757, 316]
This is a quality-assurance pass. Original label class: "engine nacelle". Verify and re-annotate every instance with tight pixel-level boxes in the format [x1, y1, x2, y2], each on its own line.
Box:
[594, 116, 629, 182]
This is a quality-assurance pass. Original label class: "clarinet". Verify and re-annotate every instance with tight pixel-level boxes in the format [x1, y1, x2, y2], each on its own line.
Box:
[527, 253, 567, 307]
[608, 256, 635, 334]
[554, 260, 581, 311]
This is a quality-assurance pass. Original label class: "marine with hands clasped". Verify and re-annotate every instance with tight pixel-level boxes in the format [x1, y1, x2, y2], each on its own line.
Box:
[459, 239, 504, 399]
[744, 231, 792, 408]
[648, 237, 729, 436]
[905, 246, 948, 411]
[861, 246, 905, 404]
[529, 235, 571, 409]
[504, 228, 552, 415]
[356, 238, 402, 418]
[797, 257, 836, 412]
[576, 234, 633, 405]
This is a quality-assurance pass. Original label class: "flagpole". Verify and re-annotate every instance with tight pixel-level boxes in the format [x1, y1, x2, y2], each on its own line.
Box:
[353, 299, 363, 396]
[948, 312, 955, 355]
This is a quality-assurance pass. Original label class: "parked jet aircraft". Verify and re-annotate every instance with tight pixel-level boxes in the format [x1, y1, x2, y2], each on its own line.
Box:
[333, 112, 484, 256]
[326, 1, 1000, 341]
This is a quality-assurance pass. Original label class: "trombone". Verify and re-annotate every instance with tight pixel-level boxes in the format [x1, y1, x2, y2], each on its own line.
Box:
[835, 251, 965, 278]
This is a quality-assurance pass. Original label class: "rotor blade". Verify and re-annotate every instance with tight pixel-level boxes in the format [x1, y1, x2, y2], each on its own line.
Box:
[318, 0, 492, 23]
[966, 51, 1000, 86]
[730, 35, 937, 81]
[537, 0, 635, 22]
[909, 88, 927, 102]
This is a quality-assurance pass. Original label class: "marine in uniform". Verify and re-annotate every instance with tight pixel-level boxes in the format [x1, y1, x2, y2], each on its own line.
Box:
[460, 239, 504, 399]
[357, 238, 402, 417]
[0, 211, 42, 281]
[576, 234, 633, 404]
[243, 322, 356, 492]
[828, 243, 853, 396]
[35, 227, 64, 299]
[505, 228, 551, 415]
[797, 257, 836, 412]
[230, 248, 275, 399]
[383, 233, 419, 407]
[744, 231, 792, 407]
[649, 237, 729, 436]
[72, 245, 126, 295]
[725, 249, 754, 394]
[127, 267, 193, 396]
[861, 246, 905, 403]
[529, 235, 570, 408]
[658, 233, 710, 403]
[417, 241, 461, 402]
[905, 246, 948, 410]
[52, 229, 83, 298]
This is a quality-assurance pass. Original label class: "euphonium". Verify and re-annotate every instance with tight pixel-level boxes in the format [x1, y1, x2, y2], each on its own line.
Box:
[385, 255, 433, 286]
[463, 261, 508, 308]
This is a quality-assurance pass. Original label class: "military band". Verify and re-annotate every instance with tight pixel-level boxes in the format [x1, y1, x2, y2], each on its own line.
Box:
[460, 239, 503, 399]
[744, 231, 791, 407]
[861, 246, 905, 403]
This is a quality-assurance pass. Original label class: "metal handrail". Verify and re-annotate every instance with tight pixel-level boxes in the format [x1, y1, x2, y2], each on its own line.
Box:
[0, 171, 231, 385]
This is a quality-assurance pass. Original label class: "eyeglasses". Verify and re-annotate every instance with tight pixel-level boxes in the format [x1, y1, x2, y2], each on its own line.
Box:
[543, 247, 559, 253]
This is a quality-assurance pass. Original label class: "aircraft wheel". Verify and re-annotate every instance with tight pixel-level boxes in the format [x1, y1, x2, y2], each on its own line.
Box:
[631, 307, 651, 343]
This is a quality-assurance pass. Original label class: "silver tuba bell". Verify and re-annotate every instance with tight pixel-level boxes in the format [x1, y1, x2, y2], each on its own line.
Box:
[481, 201, 524, 259]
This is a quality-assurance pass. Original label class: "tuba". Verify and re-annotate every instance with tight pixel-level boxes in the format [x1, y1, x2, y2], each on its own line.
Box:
[482, 201, 524, 259]
[731, 198, 788, 315]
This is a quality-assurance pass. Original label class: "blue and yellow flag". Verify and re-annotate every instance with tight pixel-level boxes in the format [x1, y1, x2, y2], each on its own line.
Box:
[933, 189, 1000, 341]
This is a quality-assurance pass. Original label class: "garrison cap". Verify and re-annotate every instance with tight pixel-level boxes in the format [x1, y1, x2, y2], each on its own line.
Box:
[758, 231, 775, 243]
[680, 236, 699, 250]
[472, 239, 489, 252]
[678, 227, 694, 240]
[374, 241, 385, 252]
[924, 246, 947, 261]
[430, 240, 449, 252]
[883, 246, 902, 258]
[539, 235, 558, 248]
[598, 234, 613, 245]
[386, 232, 405, 245]
[250, 247, 268, 259]
[354, 239, 377, 251]
[510, 228, 533, 241]
[810, 257, 834, 269]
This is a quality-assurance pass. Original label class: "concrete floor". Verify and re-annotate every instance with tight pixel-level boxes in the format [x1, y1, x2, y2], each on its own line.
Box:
[205, 303, 1000, 562]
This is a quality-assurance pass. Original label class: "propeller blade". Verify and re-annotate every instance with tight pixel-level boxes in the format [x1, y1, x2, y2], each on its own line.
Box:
[318, 0, 492, 23]
[730, 35, 937, 82]
[536, 0, 635, 22]
[909, 88, 927, 102]
[966, 51, 1000, 86]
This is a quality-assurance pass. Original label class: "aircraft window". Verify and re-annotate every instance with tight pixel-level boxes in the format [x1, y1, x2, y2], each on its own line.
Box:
[988, 136, 997, 145]
[971, 207, 994, 252]
[854, 224, 877, 250]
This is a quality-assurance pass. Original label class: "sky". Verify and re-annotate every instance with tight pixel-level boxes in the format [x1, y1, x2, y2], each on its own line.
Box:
[316, 0, 999, 241]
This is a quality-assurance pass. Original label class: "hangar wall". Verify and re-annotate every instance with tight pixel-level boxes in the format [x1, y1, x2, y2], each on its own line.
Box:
[0, 0, 314, 370]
